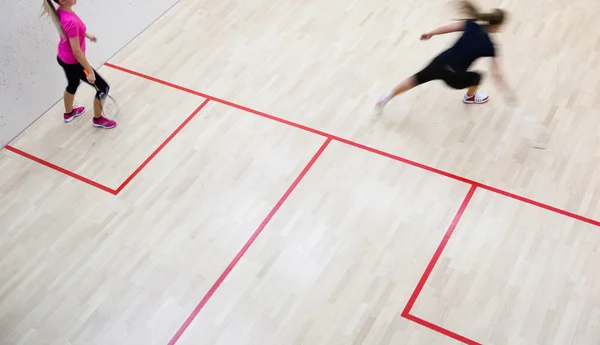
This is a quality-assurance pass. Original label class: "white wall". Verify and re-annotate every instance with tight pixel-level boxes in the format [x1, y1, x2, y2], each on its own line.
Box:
[0, 0, 179, 147]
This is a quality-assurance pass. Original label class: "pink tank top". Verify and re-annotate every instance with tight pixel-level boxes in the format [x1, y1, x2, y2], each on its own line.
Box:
[56, 7, 86, 64]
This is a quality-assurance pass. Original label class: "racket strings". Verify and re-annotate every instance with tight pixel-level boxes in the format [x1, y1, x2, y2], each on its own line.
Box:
[101, 96, 119, 119]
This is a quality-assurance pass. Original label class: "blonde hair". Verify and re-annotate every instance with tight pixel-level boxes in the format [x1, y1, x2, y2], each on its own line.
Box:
[459, 0, 506, 26]
[42, 0, 65, 37]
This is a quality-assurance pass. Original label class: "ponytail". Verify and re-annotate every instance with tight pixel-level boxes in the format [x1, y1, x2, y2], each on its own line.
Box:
[458, 1, 506, 26]
[42, 0, 65, 37]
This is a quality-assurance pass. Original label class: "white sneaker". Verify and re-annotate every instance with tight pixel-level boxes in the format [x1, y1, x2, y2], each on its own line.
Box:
[463, 92, 489, 104]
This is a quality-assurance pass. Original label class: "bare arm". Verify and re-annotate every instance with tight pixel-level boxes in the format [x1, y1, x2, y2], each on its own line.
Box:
[85, 32, 97, 42]
[490, 57, 517, 103]
[421, 22, 465, 40]
[490, 58, 509, 93]
[68, 36, 95, 82]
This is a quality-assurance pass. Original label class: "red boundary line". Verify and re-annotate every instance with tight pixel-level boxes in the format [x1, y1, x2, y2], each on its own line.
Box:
[401, 184, 479, 344]
[4, 62, 599, 344]
[103, 63, 600, 228]
[404, 313, 481, 345]
[104, 62, 331, 137]
[167, 137, 332, 345]
[103, 62, 600, 344]
[4, 89, 209, 196]
[114, 99, 210, 193]
[4, 145, 117, 195]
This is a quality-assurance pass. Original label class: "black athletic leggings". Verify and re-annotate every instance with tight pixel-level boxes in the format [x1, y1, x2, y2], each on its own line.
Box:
[414, 55, 482, 89]
[57, 56, 109, 99]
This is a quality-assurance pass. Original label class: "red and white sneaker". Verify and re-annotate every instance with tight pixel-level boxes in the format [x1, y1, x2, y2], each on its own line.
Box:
[463, 92, 489, 104]
[93, 116, 117, 129]
[64, 106, 86, 123]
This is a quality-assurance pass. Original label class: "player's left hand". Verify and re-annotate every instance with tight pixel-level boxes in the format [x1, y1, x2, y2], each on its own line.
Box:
[87, 34, 97, 43]
[420, 33, 433, 40]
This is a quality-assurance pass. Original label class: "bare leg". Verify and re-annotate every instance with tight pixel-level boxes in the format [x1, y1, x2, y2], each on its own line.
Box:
[93, 97, 102, 119]
[63, 91, 75, 113]
[466, 85, 478, 97]
[376, 76, 418, 111]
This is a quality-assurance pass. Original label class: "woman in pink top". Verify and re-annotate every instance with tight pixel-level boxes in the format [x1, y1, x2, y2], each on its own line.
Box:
[43, 0, 116, 129]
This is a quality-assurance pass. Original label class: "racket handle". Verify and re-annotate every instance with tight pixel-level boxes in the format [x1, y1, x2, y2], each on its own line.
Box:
[83, 70, 98, 88]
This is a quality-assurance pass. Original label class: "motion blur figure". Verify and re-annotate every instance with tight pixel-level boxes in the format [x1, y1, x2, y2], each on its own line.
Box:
[376, 0, 516, 112]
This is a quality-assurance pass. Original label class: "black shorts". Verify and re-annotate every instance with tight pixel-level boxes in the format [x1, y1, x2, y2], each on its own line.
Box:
[414, 55, 482, 89]
[57, 56, 109, 98]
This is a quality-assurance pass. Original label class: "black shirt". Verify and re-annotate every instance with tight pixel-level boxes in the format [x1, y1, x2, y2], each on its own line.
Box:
[437, 20, 496, 72]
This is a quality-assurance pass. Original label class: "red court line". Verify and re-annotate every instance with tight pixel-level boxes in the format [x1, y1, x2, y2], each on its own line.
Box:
[105, 63, 208, 99]
[5, 93, 209, 196]
[114, 98, 210, 194]
[401, 184, 478, 344]
[475, 183, 600, 227]
[104, 62, 331, 138]
[103, 63, 600, 228]
[333, 137, 474, 185]
[167, 137, 332, 345]
[4, 145, 117, 195]
[404, 313, 481, 345]
[337, 138, 600, 228]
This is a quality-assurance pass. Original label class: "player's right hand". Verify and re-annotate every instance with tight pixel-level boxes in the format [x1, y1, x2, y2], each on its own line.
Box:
[85, 70, 96, 84]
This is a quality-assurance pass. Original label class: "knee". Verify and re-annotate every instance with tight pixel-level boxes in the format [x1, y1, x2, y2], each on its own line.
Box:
[95, 81, 110, 99]
[414, 70, 434, 86]
[66, 80, 80, 94]
[96, 86, 110, 100]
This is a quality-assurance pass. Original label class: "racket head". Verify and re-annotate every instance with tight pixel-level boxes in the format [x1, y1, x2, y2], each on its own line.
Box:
[100, 95, 120, 120]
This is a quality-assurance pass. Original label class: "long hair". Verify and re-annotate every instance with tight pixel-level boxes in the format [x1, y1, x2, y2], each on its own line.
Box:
[458, 0, 506, 26]
[42, 0, 65, 37]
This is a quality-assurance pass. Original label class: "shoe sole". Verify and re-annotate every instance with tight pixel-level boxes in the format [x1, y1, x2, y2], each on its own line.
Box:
[64, 109, 86, 123]
[463, 98, 489, 104]
[93, 123, 116, 129]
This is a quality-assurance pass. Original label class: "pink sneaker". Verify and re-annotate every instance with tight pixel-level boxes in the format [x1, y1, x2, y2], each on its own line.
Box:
[64, 106, 86, 123]
[93, 116, 117, 129]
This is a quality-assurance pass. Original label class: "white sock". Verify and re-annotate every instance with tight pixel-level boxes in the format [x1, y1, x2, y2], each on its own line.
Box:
[378, 91, 393, 104]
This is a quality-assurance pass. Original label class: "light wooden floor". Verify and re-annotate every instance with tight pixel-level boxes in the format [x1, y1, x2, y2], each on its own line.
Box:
[2, 0, 600, 344]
